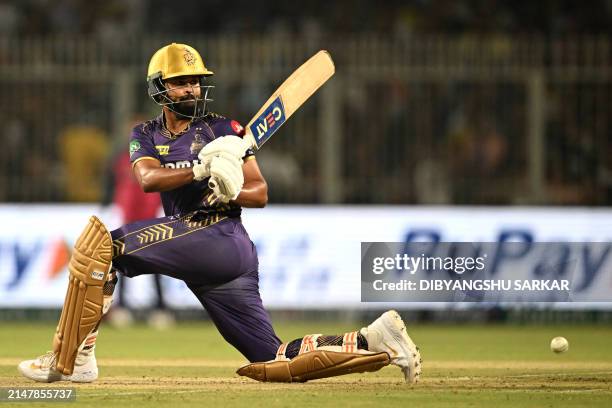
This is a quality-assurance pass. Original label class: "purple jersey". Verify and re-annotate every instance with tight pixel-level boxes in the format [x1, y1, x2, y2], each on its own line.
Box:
[129, 113, 254, 216]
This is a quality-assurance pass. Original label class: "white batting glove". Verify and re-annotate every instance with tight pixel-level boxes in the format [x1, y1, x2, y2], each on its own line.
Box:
[194, 136, 249, 182]
[198, 135, 251, 164]
[209, 153, 244, 203]
[192, 162, 210, 181]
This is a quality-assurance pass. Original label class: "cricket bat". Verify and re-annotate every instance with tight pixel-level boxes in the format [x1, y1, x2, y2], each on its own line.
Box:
[209, 50, 335, 190]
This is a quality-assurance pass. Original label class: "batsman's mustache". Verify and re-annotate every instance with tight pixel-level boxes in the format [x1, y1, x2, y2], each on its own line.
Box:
[176, 96, 197, 102]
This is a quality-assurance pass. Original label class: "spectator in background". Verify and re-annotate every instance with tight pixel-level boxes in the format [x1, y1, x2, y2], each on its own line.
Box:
[102, 114, 174, 329]
[2, 117, 29, 201]
[59, 124, 109, 202]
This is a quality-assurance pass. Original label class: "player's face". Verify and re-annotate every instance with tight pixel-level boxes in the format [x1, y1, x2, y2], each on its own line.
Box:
[164, 76, 202, 102]
[163, 76, 203, 118]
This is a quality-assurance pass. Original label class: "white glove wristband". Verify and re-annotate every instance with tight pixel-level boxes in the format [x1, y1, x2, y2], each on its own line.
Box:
[192, 163, 210, 181]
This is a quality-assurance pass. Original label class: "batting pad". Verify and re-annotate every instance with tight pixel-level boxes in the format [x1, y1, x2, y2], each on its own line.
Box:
[52, 215, 112, 375]
[237, 350, 390, 382]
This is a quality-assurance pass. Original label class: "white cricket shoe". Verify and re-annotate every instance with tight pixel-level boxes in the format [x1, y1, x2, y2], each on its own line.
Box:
[361, 310, 422, 383]
[17, 348, 98, 383]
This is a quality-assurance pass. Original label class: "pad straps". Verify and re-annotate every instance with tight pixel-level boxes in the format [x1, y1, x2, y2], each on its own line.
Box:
[276, 331, 361, 362]
[298, 334, 321, 355]
[275, 342, 289, 361]
[342, 331, 359, 353]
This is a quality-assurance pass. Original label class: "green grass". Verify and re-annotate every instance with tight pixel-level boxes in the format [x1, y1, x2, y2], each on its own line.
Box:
[1, 321, 611, 407]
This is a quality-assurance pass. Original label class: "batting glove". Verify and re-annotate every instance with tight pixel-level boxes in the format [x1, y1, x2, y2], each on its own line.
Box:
[192, 162, 210, 181]
[198, 135, 250, 163]
[209, 153, 244, 202]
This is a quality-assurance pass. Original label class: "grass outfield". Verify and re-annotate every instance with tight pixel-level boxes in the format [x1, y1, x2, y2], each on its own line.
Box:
[1, 320, 611, 407]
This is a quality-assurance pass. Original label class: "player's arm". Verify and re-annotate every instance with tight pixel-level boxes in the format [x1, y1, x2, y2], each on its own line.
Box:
[232, 157, 268, 208]
[133, 158, 194, 192]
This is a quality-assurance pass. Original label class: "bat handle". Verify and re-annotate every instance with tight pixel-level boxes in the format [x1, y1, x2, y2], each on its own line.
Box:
[208, 177, 218, 190]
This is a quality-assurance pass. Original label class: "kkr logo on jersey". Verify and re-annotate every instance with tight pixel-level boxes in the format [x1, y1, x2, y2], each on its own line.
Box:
[190, 134, 204, 154]
[249, 96, 286, 145]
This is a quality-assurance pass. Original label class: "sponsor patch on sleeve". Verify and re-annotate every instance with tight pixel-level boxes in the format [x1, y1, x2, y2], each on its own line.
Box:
[129, 140, 141, 158]
[230, 120, 244, 135]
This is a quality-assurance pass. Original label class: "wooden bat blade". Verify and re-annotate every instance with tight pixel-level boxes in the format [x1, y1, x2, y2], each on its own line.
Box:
[208, 51, 334, 193]
[244, 50, 335, 149]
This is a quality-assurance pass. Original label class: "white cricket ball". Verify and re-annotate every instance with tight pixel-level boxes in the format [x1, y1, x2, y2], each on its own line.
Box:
[550, 336, 569, 353]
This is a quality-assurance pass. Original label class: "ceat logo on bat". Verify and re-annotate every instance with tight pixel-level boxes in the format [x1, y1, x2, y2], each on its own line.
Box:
[250, 96, 286, 145]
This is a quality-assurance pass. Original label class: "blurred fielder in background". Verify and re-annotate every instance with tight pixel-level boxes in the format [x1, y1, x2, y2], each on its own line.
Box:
[17, 43, 421, 384]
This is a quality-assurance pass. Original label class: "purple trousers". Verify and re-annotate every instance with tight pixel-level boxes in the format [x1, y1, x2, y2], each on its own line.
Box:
[111, 213, 281, 362]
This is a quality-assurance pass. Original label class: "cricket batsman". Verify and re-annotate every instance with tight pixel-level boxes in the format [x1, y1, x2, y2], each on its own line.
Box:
[18, 43, 421, 384]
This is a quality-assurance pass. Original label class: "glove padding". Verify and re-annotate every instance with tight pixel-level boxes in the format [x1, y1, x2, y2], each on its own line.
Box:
[198, 135, 251, 167]
[192, 162, 210, 181]
[209, 152, 244, 203]
[193, 136, 250, 182]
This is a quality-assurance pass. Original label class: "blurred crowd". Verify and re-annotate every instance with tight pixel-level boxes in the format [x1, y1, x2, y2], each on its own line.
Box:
[1, 0, 611, 36]
[0, 0, 611, 206]
[344, 81, 611, 205]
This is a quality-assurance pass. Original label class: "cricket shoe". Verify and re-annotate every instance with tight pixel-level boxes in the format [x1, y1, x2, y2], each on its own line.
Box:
[17, 349, 98, 383]
[361, 310, 422, 383]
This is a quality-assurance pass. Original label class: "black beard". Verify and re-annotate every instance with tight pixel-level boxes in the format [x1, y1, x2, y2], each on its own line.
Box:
[169, 99, 199, 118]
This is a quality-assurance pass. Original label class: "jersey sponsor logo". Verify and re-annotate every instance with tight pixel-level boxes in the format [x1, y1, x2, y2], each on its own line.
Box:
[231, 120, 244, 135]
[162, 159, 201, 169]
[249, 96, 286, 146]
[155, 145, 170, 155]
[129, 140, 141, 158]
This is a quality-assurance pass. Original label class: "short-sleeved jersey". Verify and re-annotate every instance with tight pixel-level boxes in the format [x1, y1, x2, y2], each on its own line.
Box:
[129, 112, 254, 217]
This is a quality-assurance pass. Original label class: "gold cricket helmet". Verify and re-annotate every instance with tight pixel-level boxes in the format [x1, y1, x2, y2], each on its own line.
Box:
[147, 43, 214, 81]
[147, 43, 214, 119]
